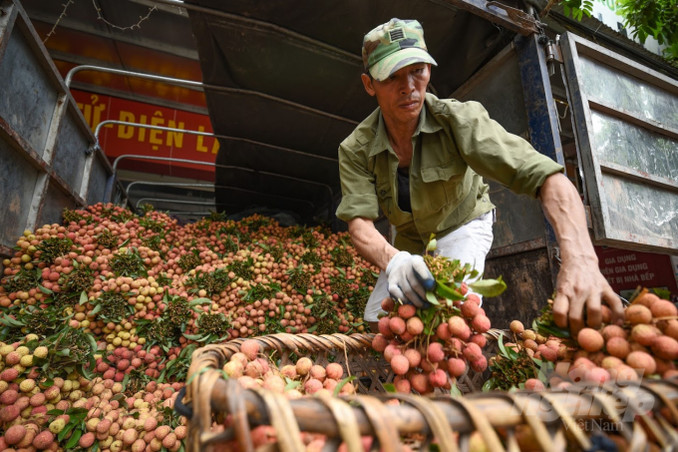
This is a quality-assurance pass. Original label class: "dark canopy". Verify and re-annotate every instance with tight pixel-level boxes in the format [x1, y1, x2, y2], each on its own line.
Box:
[185, 0, 530, 224]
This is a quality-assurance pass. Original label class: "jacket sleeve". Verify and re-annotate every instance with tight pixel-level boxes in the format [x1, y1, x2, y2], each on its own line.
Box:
[335, 139, 380, 222]
[447, 100, 564, 198]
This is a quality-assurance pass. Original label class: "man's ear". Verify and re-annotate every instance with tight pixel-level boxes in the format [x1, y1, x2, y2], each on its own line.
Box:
[361, 73, 376, 97]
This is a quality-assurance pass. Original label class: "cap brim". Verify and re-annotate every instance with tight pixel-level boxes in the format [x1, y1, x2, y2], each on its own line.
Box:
[369, 48, 438, 81]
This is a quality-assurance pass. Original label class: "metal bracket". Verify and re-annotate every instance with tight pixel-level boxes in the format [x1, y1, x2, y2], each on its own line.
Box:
[546, 40, 564, 65]
[543, 38, 564, 77]
[443, 0, 543, 36]
[86, 142, 100, 156]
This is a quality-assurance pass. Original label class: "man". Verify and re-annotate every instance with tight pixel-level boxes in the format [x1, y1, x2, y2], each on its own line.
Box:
[335, 18, 623, 334]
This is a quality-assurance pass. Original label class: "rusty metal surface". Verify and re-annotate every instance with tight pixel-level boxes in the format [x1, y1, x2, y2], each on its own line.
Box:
[484, 248, 554, 329]
[0, 0, 114, 257]
[0, 126, 40, 256]
[0, 18, 56, 157]
[51, 106, 90, 192]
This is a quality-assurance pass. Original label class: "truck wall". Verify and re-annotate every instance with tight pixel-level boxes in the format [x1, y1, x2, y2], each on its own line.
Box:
[0, 0, 117, 259]
[451, 43, 555, 328]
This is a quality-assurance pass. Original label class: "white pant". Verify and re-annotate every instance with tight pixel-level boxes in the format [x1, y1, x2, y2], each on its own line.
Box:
[363, 211, 495, 322]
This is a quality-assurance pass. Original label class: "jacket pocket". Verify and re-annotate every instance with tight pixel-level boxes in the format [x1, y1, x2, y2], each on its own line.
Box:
[419, 162, 467, 209]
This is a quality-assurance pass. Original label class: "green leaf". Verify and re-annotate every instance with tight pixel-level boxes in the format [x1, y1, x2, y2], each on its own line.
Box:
[425, 291, 440, 306]
[382, 382, 396, 393]
[87, 333, 99, 353]
[57, 420, 77, 442]
[535, 321, 570, 339]
[333, 375, 356, 396]
[284, 378, 301, 391]
[469, 276, 507, 298]
[449, 383, 462, 397]
[0, 316, 25, 327]
[188, 297, 212, 306]
[79, 291, 89, 305]
[506, 344, 519, 360]
[122, 373, 131, 391]
[37, 284, 53, 295]
[482, 379, 495, 392]
[81, 365, 94, 381]
[435, 281, 464, 301]
[496, 334, 508, 356]
[426, 238, 438, 253]
[65, 428, 83, 449]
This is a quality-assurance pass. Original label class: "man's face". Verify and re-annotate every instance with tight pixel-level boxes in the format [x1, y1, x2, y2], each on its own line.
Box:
[361, 63, 431, 126]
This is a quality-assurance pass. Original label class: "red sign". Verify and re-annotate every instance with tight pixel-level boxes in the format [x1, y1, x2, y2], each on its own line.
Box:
[72, 90, 218, 181]
[595, 246, 678, 299]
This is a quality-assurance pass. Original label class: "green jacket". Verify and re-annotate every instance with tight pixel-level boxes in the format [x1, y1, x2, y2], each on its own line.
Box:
[335, 93, 564, 253]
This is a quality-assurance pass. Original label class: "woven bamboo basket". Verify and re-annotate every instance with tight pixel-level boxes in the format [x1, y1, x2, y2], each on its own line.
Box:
[183, 332, 678, 451]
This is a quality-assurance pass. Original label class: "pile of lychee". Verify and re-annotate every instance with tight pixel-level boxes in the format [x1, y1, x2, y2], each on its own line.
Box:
[221, 339, 357, 398]
[371, 290, 492, 395]
[213, 339, 360, 450]
[510, 289, 678, 390]
[0, 333, 187, 451]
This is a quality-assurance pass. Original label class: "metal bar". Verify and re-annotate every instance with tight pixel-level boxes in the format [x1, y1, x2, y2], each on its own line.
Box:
[128, 180, 316, 208]
[126, 180, 214, 196]
[516, 34, 565, 167]
[439, 0, 541, 36]
[559, 32, 611, 244]
[588, 99, 678, 141]
[160, 210, 214, 216]
[65, 64, 201, 90]
[211, 186, 316, 208]
[92, 119, 338, 162]
[135, 197, 215, 209]
[600, 162, 678, 192]
[515, 33, 564, 288]
[111, 154, 333, 193]
[128, 181, 211, 191]
[134, 187, 315, 209]
[105, 154, 334, 206]
[66, 65, 359, 126]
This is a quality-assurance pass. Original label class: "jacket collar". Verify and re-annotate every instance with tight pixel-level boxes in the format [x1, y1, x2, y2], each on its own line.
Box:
[367, 93, 443, 159]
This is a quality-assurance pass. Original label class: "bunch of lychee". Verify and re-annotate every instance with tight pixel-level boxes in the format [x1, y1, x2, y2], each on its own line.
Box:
[509, 290, 678, 390]
[566, 291, 678, 385]
[371, 290, 492, 395]
[222, 339, 357, 398]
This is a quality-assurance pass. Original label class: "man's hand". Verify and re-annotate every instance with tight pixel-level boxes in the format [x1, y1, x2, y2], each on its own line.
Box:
[538, 173, 625, 336]
[551, 255, 624, 335]
[386, 251, 435, 307]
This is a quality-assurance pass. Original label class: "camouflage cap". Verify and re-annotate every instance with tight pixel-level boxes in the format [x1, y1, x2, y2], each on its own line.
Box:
[362, 18, 437, 81]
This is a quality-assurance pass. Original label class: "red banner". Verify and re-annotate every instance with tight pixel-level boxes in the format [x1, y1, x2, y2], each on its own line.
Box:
[72, 90, 218, 181]
[595, 246, 678, 300]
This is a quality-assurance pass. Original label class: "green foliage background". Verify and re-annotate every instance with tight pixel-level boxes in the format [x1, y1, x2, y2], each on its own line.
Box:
[559, 0, 678, 66]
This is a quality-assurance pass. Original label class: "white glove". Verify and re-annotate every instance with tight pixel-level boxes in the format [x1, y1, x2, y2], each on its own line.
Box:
[385, 251, 435, 307]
